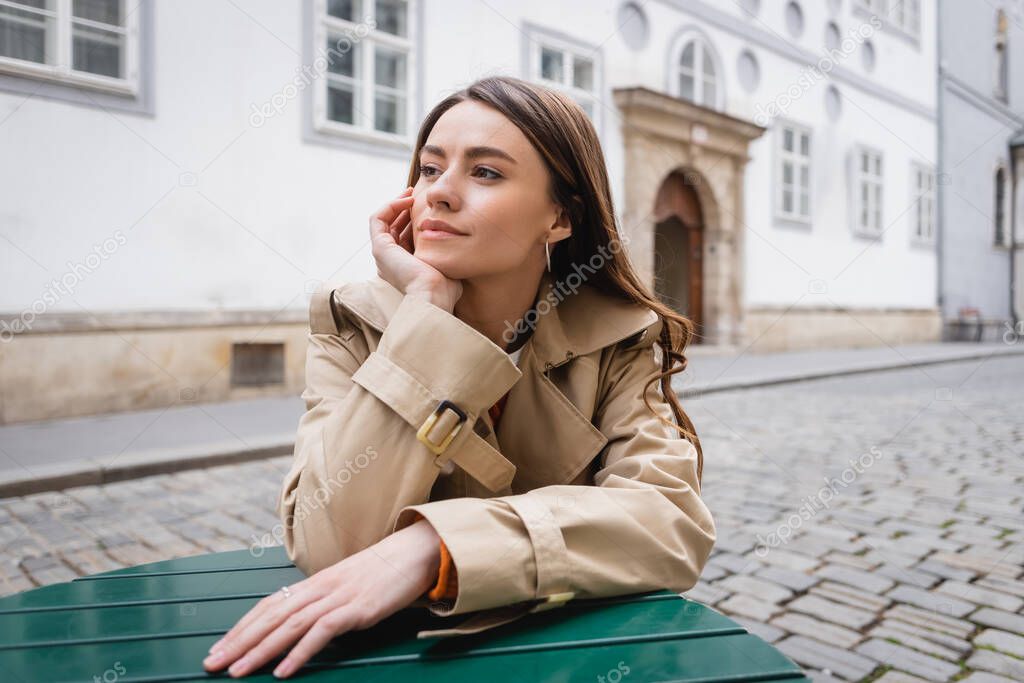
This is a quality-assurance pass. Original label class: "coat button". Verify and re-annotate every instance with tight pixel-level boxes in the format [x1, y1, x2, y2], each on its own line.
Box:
[565, 350, 574, 360]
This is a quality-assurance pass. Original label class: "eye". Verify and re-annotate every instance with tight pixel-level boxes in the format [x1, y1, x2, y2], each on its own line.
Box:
[474, 166, 502, 180]
[419, 164, 502, 180]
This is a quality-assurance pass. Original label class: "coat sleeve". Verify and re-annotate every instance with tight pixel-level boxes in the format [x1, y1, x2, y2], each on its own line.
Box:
[392, 323, 717, 618]
[276, 282, 522, 577]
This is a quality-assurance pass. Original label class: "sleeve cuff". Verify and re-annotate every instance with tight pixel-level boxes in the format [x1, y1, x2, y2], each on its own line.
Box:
[349, 294, 524, 492]
[366, 293, 523, 413]
[427, 538, 459, 602]
[394, 498, 537, 616]
[408, 511, 459, 603]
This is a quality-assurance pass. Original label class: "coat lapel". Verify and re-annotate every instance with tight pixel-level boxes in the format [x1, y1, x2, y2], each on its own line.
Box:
[495, 343, 609, 491]
[332, 270, 660, 491]
[526, 270, 660, 370]
[496, 271, 659, 491]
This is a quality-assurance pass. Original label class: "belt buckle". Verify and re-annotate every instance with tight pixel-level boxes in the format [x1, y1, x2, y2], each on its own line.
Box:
[416, 399, 468, 455]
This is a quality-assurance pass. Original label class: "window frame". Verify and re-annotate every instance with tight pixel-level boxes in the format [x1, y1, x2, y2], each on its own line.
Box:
[774, 119, 813, 226]
[994, 163, 1010, 248]
[887, 0, 920, 37]
[311, 0, 419, 148]
[853, 0, 921, 42]
[523, 23, 603, 136]
[909, 161, 935, 247]
[994, 9, 1009, 103]
[0, 0, 140, 95]
[671, 34, 720, 110]
[851, 144, 885, 239]
[664, 26, 724, 111]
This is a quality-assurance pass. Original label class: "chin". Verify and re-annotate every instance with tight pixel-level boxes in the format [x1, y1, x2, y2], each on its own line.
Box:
[415, 250, 474, 281]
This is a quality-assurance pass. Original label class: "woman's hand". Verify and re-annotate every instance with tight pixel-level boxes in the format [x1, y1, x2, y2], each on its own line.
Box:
[202, 519, 442, 678]
[370, 186, 463, 312]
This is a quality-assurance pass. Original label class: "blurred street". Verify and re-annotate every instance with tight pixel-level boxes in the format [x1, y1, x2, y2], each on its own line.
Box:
[2, 346, 1022, 682]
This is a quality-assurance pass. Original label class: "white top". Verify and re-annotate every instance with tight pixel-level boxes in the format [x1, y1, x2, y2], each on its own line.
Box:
[508, 345, 524, 367]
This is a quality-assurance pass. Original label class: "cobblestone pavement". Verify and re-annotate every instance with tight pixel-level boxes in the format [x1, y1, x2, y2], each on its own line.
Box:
[1, 354, 1022, 682]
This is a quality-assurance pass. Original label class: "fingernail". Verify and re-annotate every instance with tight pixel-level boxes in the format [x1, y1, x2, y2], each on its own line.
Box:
[273, 658, 294, 678]
[229, 656, 250, 676]
[203, 649, 224, 667]
[208, 639, 222, 654]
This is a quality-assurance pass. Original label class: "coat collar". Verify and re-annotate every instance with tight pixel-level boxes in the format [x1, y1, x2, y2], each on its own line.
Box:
[334, 270, 661, 369]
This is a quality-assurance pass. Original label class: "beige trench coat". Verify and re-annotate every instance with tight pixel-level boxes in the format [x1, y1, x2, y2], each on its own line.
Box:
[276, 270, 715, 638]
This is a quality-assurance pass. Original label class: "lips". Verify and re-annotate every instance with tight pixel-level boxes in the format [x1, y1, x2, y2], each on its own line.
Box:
[419, 218, 467, 236]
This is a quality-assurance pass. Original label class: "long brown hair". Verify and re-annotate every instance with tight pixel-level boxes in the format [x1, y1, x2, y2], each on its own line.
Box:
[405, 75, 703, 486]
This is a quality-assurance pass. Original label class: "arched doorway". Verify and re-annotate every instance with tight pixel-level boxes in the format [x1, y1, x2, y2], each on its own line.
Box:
[613, 86, 764, 346]
[653, 172, 705, 341]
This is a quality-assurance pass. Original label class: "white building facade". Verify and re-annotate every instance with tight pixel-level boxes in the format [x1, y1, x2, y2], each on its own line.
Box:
[0, 0, 939, 423]
[937, 0, 1024, 341]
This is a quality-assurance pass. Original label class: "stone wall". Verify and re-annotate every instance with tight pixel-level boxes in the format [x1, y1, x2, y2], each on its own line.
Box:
[1, 317, 308, 424]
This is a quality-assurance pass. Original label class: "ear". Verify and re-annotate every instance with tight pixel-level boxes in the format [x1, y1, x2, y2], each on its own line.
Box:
[548, 222, 572, 245]
[548, 196, 580, 244]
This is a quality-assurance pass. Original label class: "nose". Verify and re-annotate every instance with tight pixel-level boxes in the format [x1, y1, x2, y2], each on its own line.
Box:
[423, 167, 460, 213]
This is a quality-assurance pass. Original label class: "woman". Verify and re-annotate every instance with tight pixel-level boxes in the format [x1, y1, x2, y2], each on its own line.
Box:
[203, 75, 715, 679]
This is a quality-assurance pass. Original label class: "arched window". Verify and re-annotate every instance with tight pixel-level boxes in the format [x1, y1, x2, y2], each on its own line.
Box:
[676, 38, 718, 108]
[995, 166, 1007, 246]
[995, 10, 1009, 102]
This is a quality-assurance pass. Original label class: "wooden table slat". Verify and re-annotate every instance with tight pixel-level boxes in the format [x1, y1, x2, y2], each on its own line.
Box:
[72, 546, 293, 580]
[0, 567, 305, 614]
[0, 590, 738, 651]
[1, 631, 807, 682]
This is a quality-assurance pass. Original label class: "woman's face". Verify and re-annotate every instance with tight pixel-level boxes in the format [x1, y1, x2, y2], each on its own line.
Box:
[410, 99, 570, 281]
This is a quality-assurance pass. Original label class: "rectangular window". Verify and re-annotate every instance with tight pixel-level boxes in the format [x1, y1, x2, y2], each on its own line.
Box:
[314, 0, 417, 143]
[995, 166, 1008, 247]
[775, 121, 812, 223]
[231, 342, 285, 387]
[854, 0, 887, 13]
[525, 25, 601, 129]
[0, 0, 138, 93]
[894, 0, 920, 36]
[853, 146, 884, 237]
[854, 0, 920, 38]
[910, 162, 935, 245]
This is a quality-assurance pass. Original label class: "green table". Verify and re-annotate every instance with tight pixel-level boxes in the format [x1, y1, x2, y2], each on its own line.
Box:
[0, 546, 809, 681]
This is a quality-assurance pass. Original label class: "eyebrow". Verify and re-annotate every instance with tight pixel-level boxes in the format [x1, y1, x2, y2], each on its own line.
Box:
[420, 144, 518, 164]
